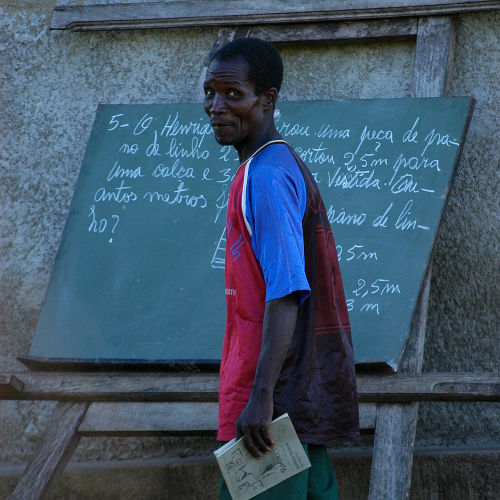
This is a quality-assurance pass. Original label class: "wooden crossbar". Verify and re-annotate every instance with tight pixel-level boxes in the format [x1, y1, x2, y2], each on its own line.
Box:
[1, 372, 499, 402]
[4, 372, 498, 498]
[77, 402, 379, 436]
[9, 402, 88, 500]
[0, 374, 24, 394]
[50, 1, 500, 31]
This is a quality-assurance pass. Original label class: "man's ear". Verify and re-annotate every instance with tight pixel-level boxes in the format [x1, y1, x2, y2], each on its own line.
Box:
[262, 88, 278, 110]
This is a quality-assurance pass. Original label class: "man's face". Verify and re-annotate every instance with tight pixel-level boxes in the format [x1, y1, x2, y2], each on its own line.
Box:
[203, 57, 266, 147]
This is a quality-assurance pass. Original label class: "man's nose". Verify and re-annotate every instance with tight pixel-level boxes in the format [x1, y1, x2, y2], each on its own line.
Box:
[211, 94, 226, 114]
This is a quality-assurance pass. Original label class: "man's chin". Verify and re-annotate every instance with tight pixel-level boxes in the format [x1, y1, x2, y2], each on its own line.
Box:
[214, 135, 235, 146]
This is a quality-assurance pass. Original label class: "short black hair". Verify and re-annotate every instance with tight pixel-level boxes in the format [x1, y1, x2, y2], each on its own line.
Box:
[210, 37, 283, 95]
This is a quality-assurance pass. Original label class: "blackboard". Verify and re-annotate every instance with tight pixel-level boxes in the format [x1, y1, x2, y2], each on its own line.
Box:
[28, 98, 473, 371]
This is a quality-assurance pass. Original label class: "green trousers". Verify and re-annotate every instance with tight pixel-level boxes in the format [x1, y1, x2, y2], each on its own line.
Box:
[219, 444, 338, 500]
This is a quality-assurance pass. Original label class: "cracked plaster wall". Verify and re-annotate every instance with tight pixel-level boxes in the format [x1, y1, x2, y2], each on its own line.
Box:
[0, 0, 498, 481]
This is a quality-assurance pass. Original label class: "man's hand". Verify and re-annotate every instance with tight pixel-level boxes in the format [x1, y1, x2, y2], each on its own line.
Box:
[235, 292, 300, 458]
[236, 391, 275, 459]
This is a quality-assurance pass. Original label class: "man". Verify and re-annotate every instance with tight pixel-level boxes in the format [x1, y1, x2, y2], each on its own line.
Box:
[203, 37, 359, 499]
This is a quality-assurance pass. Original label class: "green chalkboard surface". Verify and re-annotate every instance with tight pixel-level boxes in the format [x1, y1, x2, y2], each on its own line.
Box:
[28, 98, 473, 371]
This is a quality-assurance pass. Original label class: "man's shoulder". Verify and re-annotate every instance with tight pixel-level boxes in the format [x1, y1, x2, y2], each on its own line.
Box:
[249, 143, 302, 183]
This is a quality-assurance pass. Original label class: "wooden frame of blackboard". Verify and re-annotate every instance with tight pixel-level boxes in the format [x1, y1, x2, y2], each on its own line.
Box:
[3, 371, 499, 404]
[18, 355, 221, 372]
[5, 11, 489, 500]
[50, 0, 500, 31]
[3, 371, 499, 498]
[24, 9, 473, 372]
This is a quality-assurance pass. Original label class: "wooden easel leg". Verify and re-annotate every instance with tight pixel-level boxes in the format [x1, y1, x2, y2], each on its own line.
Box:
[412, 16, 455, 98]
[369, 403, 419, 499]
[369, 265, 432, 499]
[9, 401, 89, 500]
[368, 17, 455, 498]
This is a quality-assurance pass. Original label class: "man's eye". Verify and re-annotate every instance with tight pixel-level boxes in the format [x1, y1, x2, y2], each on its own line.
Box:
[204, 89, 214, 98]
[227, 89, 241, 98]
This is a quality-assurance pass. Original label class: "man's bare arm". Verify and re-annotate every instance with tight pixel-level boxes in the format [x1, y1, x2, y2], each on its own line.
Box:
[235, 292, 299, 458]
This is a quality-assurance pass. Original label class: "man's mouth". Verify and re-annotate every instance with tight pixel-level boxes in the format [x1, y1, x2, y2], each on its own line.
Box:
[211, 121, 232, 129]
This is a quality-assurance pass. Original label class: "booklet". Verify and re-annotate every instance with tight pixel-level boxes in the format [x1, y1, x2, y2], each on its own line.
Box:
[213, 413, 311, 500]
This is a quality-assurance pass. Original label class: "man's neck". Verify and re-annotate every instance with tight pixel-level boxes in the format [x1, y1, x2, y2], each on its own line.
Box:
[236, 124, 281, 163]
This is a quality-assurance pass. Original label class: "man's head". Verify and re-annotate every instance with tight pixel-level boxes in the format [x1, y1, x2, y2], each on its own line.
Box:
[203, 38, 283, 152]
[209, 37, 283, 95]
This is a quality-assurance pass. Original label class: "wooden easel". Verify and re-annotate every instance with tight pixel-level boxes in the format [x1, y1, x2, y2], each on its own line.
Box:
[3, 7, 500, 499]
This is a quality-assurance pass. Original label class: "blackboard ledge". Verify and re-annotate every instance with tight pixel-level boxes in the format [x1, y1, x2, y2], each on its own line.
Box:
[20, 355, 396, 374]
[355, 361, 397, 374]
[18, 355, 220, 373]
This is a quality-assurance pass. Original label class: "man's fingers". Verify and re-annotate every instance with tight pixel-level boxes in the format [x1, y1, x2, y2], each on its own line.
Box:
[261, 427, 275, 447]
[236, 418, 273, 458]
[251, 427, 271, 454]
[243, 433, 262, 459]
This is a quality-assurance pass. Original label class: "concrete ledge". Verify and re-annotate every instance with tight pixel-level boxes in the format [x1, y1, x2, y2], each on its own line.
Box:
[1, 446, 498, 499]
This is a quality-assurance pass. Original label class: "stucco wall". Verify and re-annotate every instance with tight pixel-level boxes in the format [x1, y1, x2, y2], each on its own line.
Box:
[0, 0, 498, 496]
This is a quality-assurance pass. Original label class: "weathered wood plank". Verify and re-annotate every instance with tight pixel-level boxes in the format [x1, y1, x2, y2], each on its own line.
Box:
[369, 265, 432, 499]
[78, 401, 378, 435]
[1, 372, 220, 401]
[369, 18, 456, 498]
[412, 16, 456, 97]
[1, 371, 499, 402]
[9, 401, 88, 500]
[370, 402, 419, 498]
[50, 1, 500, 31]
[192, 19, 419, 103]
[368, 21, 458, 495]
[247, 19, 418, 44]
[400, 264, 432, 374]
[359, 403, 377, 430]
[0, 374, 24, 394]
[79, 402, 218, 436]
[356, 373, 500, 401]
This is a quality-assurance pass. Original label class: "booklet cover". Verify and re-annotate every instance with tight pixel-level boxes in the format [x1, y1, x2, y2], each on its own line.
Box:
[213, 413, 311, 500]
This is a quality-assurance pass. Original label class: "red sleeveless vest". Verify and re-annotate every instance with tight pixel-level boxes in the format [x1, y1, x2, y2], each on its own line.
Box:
[218, 143, 359, 445]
